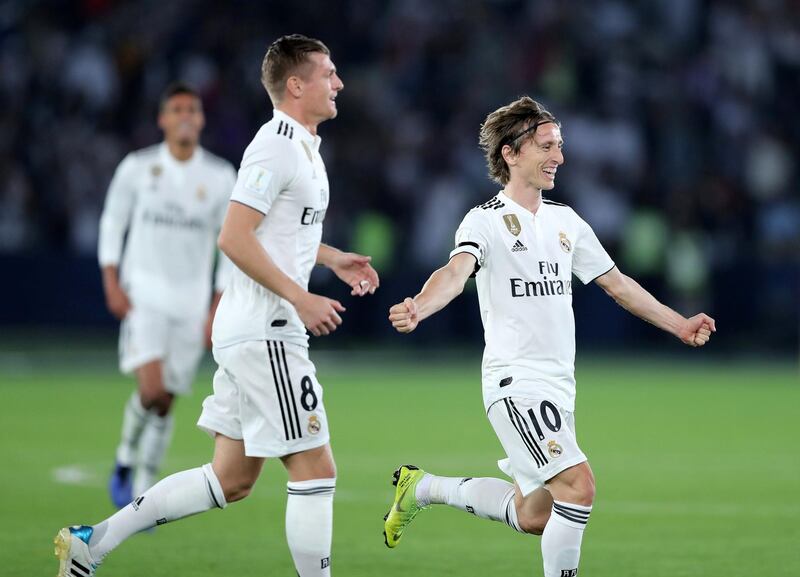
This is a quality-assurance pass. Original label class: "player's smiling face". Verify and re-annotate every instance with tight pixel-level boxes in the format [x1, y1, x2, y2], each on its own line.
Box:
[511, 123, 564, 191]
[158, 94, 204, 147]
[300, 52, 343, 121]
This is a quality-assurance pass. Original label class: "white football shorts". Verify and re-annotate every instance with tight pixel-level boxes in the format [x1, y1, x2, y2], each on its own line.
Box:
[119, 305, 205, 395]
[197, 340, 329, 458]
[488, 396, 587, 497]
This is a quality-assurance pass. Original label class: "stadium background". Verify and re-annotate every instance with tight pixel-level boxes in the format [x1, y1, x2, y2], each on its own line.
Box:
[0, 1, 798, 576]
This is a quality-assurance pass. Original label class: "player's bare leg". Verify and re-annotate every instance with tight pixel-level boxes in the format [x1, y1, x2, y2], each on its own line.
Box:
[280, 444, 337, 576]
[211, 434, 265, 502]
[111, 359, 176, 506]
[134, 361, 176, 497]
[536, 461, 595, 577]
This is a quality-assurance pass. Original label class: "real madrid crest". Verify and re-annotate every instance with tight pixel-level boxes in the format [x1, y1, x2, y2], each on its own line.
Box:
[558, 231, 572, 253]
[308, 414, 321, 435]
[547, 440, 563, 458]
[503, 214, 522, 236]
[196, 185, 207, 201]
[151, 165, 162, 177]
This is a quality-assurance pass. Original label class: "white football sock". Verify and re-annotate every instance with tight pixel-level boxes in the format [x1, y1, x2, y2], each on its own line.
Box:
[89, 463, 226, 561]
[541, 500, 591, 577]
[418, 474, 522, 533]
[115, 392, 148, 466]
[133, 412, 174, 497]
[285, 478, 335, 577]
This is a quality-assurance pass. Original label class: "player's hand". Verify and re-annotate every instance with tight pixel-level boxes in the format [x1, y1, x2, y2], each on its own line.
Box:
[678, 313, 716, 347]
[388, 298, 419, 333]
[104, 283, 131, 320]
[295, 291, 346, 337]
[329, 252, 380, 296]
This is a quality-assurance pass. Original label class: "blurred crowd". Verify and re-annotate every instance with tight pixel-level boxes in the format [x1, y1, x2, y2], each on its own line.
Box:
[1, 0, 798, 347]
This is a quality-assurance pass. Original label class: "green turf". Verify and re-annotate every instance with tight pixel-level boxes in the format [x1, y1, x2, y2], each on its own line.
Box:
[1, 353, 798, 576]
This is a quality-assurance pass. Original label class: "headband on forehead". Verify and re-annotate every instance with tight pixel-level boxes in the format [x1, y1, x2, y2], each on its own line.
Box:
[506, 119, 557, 145]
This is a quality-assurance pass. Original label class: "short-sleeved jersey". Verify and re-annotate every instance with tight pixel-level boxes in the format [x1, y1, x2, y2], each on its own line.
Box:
[212, 110, 330, 350]
[449, 191, 615, 412]
[98, 143, 236, 319]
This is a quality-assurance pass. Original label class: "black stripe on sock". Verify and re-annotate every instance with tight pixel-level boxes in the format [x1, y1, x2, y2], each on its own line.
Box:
[509, 399, 549, 466]
[206, 477, 222, 509]
[287, 485, 336, 492]
[553, 507, 589, 525]
[504, 399, 546, 467]
[287, 488, 336, 496]
[279, 342, 303, 439]
[267, 341, 291, 440]
[553, 502, 591, 518]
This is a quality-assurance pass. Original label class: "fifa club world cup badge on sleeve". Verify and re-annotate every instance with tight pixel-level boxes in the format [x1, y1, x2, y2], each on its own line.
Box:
[503, 214, 522, 236]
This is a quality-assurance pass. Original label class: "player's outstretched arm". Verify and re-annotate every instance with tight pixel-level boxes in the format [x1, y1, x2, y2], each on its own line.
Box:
[218, 202, 345, 337]
[316, 243, 380, 296]
[594, 266, 717, 347]
[389, 252, 475, 333]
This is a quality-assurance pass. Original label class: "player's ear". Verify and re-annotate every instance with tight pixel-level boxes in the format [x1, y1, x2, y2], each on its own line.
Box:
[501, 144, 518, 167]
[286, 75, 304, 99]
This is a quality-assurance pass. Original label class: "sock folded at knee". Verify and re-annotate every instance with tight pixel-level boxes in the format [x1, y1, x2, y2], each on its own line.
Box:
[541, 500, 591, 577]
[419, 475, 523, 533]
[89, 464, 226, 561]
[286, 478, 335, 577]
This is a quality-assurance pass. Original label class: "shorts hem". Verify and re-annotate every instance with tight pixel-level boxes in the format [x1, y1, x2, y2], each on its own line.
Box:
[120, 352, 164, 375]
[197, 417, 243, 442]
[243, 434, 330, 458]
[516, 454, 588, 497]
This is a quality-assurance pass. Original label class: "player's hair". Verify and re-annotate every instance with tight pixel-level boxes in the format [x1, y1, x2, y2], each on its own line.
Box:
[479, 96, 559, 185]
[262, 34, 330, 104]
[158, 82, 201, 111]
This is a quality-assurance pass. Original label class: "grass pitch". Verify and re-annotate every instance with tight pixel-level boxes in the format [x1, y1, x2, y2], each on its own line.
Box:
[1, 349, 798, 576]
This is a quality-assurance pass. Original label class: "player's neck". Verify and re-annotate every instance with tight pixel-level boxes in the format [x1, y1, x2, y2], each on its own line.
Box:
[166, 141, 197, 162]
[503, 182, 542, 214]
[275, 105, 320, 137]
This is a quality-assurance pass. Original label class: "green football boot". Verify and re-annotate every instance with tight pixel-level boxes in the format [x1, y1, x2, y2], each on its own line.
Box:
[383, 464, 428, 548]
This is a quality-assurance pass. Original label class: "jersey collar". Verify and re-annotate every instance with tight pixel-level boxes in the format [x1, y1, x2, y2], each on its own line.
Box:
[159, 142, 203, 169]
[498, 190, 546, 218]
[272, 109, 321, 151]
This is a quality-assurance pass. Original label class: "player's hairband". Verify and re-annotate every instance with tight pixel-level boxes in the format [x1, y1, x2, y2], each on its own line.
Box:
[506, 119, 557, 145]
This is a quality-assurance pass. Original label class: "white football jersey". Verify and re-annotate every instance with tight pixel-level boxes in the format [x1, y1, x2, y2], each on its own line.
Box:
[98, 143, 236, 319]
[212, 110, 330, 350]
[450, 191, 615, 412]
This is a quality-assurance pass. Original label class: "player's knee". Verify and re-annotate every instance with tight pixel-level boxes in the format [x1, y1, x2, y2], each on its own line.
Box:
[571, 473, 595, 506]
[221, 476, 257, 503]
[140, 391, 173, 415]
[517, 509, 549, 535]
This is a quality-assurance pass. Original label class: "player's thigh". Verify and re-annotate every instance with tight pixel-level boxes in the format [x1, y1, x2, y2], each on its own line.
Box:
[119, 306, 169, 375]
[135, 359, 169, 403]
[281, 443, 336, 481]
[488, 397, 587, 498]
[211, 434, 266, 498]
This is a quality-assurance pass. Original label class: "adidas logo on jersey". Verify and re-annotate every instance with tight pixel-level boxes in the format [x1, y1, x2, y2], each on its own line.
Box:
[511, 240, 527, 252]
